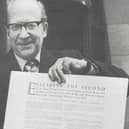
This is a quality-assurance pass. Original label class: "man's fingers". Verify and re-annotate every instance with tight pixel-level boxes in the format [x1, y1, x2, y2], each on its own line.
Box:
[48, 67, 55, 81]
[48, 57, 87, 83]
[49, 66, 61, 83]
[56, 67, 66, 83]
[48, 61, 66, 84]
[52, 67, 62, 83]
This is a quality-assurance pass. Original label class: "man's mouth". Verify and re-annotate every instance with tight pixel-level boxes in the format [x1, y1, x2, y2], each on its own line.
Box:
[17, 41, 35, 51]
[18, 41, 33, 46]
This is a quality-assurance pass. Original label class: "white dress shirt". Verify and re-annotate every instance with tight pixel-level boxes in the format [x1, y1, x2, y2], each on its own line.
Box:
[15, 53, 40, 71]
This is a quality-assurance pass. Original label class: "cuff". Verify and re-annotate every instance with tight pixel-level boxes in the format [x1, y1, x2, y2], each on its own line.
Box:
[83, 58, 100, 74]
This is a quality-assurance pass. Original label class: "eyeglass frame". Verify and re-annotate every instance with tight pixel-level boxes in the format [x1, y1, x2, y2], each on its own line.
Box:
[7, 18, 47, 34]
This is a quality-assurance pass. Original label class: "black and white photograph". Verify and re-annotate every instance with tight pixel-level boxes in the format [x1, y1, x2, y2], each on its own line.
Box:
[0, 0, 129, 129]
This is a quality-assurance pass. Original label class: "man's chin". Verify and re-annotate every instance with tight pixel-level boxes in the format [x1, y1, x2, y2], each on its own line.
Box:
[17, 51, 38, 60]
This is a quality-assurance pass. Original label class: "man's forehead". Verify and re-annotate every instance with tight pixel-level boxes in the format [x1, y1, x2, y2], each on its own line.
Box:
[8, 0, 43, 15]
[8, 0, 46, 23]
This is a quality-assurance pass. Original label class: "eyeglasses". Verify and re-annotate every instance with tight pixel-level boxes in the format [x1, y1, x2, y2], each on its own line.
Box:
[7, 18, 47, 35]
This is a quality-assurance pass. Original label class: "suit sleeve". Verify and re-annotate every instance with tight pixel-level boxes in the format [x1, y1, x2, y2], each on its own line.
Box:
[50, 49, 128, 77]
[86, 58, 128, 78]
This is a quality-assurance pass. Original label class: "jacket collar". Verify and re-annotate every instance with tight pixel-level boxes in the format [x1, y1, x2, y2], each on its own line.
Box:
[6, 48, 56, 73]
[6, 50, 21, 71]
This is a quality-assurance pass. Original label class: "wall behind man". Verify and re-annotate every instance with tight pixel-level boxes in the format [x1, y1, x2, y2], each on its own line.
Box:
[44, 0, 88, 56]
[86, 0, 129, 75]
[104, 0, 129, 75]
[0, 0, 7, 56]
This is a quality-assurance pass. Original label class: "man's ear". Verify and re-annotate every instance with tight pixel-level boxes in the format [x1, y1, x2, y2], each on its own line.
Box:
[6, 27, 10, 37]
[42, 22, 48, 38]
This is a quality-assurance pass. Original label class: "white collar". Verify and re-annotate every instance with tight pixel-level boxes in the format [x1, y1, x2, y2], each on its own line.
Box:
[15, 53, 40, 71]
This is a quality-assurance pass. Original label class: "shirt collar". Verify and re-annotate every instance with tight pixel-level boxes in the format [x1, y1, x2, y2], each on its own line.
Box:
[14, 52, 40, 71]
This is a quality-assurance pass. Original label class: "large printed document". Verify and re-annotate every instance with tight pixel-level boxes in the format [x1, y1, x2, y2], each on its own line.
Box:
[3, 71, 128, 129]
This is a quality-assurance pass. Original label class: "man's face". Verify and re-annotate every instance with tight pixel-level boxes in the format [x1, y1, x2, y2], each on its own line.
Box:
[7, 1, 47, 60]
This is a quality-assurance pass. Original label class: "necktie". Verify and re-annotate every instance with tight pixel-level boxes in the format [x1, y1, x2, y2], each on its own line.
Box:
[23, 60, 39, 72]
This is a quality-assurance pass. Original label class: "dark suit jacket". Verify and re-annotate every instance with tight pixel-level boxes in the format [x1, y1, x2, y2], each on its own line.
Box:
[0, 48, 128, 128]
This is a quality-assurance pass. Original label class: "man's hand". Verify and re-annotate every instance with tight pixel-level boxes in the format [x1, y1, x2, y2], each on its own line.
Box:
[48, 57, 87, 84]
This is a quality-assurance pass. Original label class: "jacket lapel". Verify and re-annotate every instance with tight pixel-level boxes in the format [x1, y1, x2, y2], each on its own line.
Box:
[6, 50, 21, 71]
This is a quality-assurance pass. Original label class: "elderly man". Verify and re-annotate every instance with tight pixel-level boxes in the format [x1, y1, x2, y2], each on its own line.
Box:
[0, 0, 127, 128]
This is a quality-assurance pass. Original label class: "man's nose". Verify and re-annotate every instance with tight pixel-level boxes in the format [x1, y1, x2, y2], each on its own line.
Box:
[19, 26, 30, 39]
